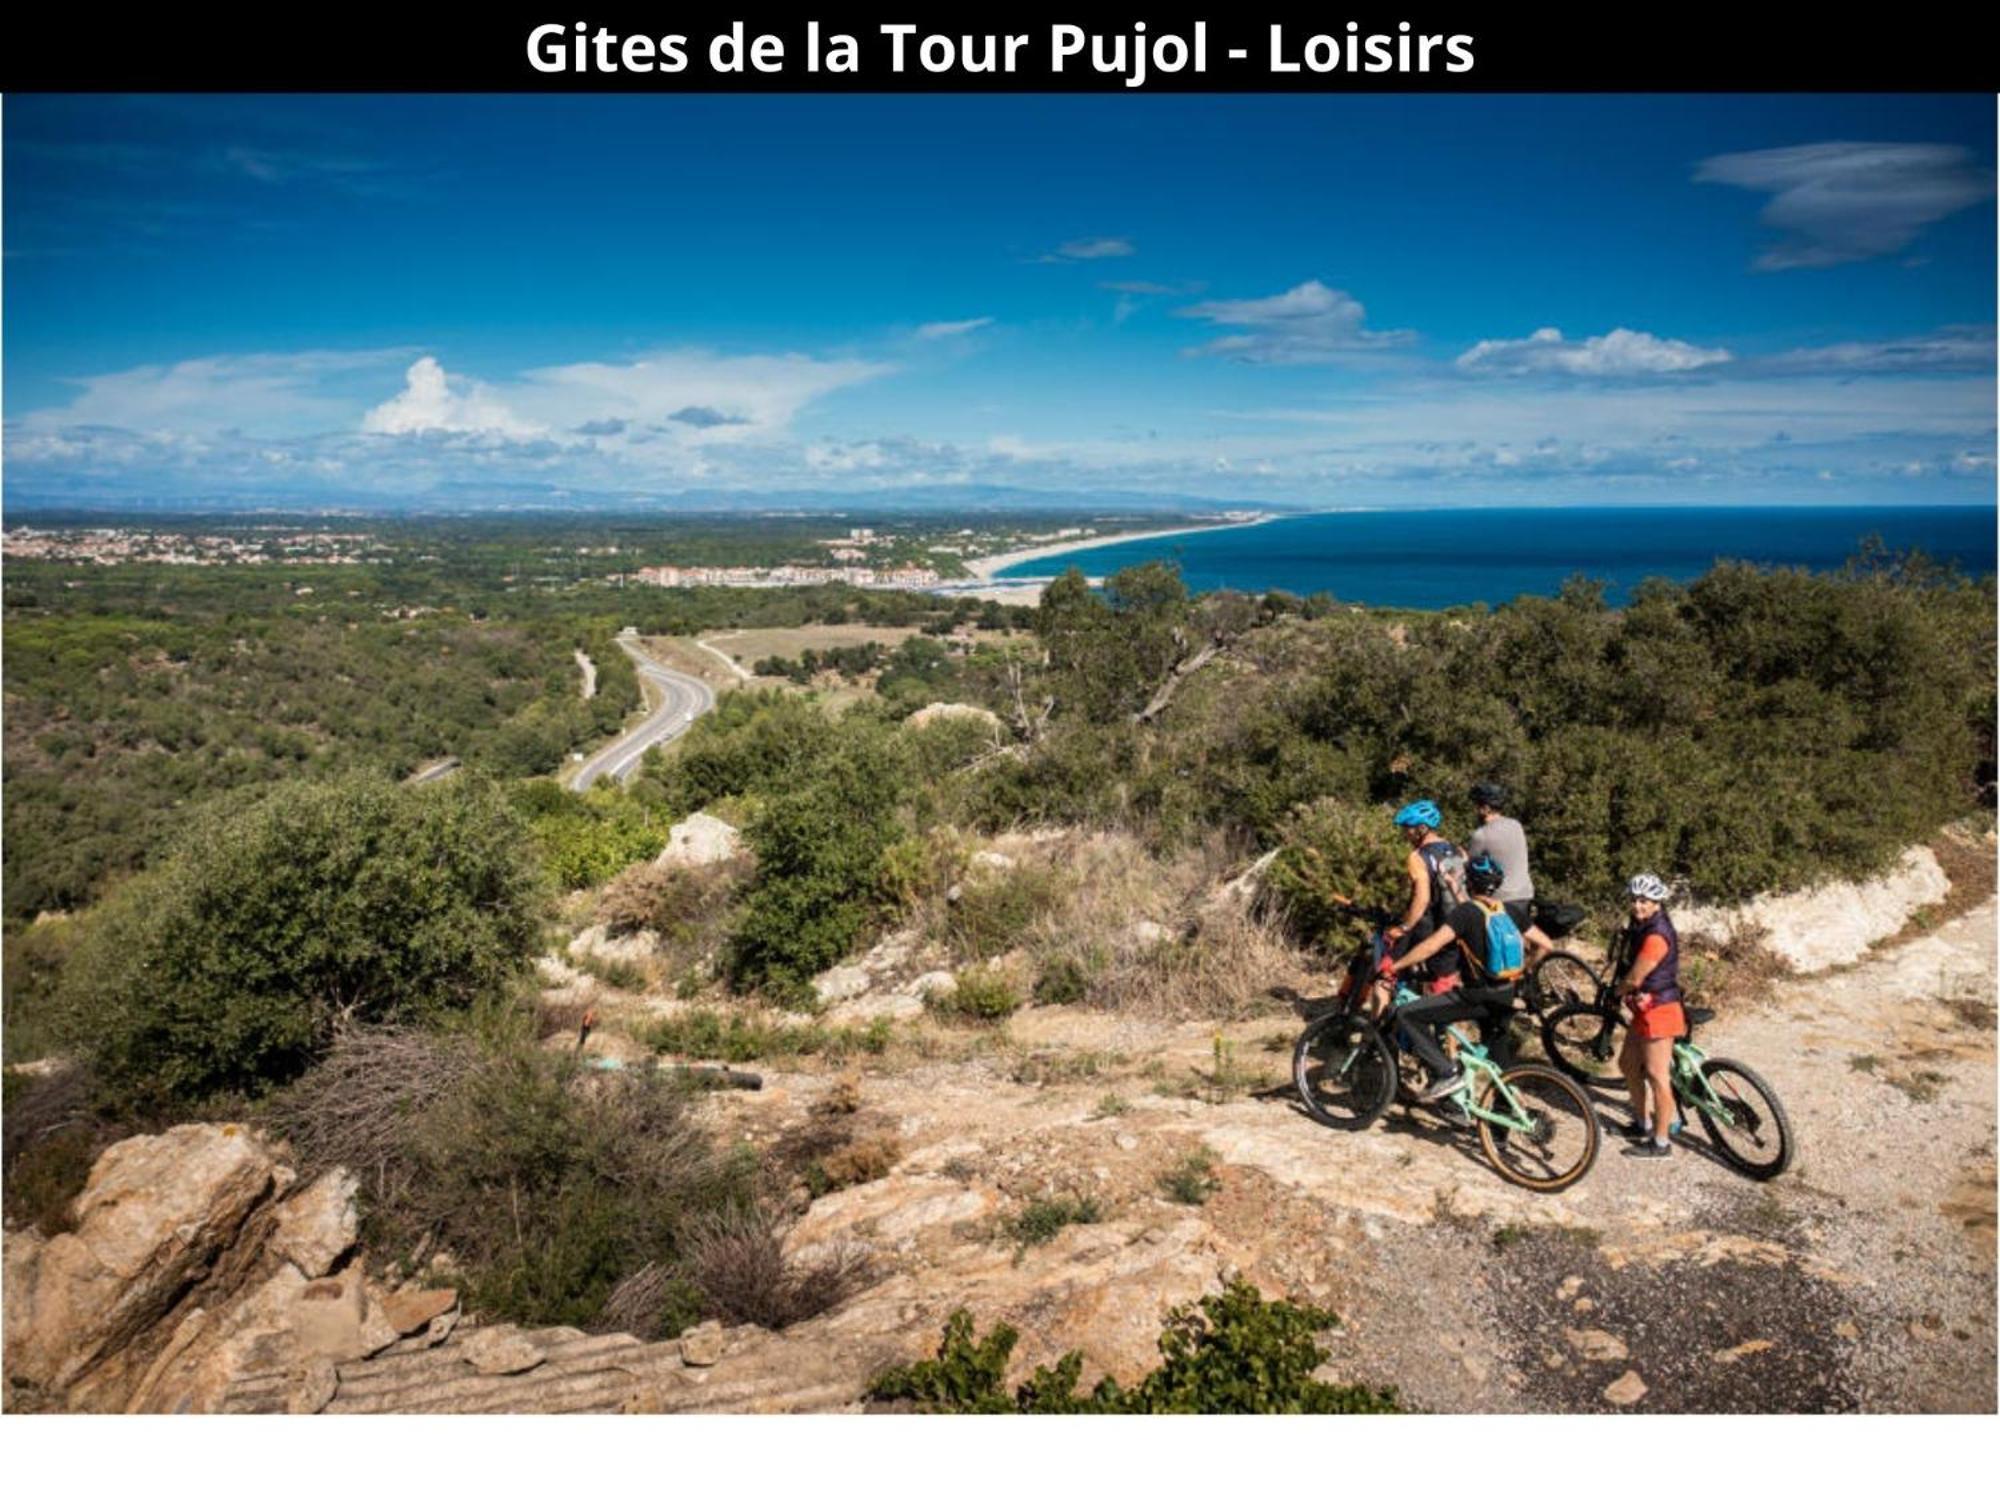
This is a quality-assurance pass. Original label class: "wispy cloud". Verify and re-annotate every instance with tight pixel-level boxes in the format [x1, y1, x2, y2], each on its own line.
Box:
[1694, 141, 1993, 270]
[914, 317, 994, 340]
[1458, 327, 1732, 378]
[1749, 325, 1995, 377]
[1038, 236, 1136, 262]
[1177, 280, 1411, 364]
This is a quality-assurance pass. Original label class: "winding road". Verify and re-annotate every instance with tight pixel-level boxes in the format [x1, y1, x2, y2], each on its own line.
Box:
[570, 634, 717, 790]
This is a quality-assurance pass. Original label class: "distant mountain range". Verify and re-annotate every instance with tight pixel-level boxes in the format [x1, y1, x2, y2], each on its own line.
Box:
[2, 484, 1299, 523]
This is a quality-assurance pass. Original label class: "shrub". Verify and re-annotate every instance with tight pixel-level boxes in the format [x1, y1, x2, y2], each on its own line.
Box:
[937, 862, 1069, 962]
[1004, 1193, 1101, 1247]
[1157, 1148, 1221, 1205]
[1265, 798, 1408, 950]
[644, 1008, 892, 1063]
[682, 1200, 873, 1330]
[870, 1278, 1403, 1413]
[1032, 955, 1094, 1007]
[60, 774, 547, 1107]
[929, 965, 1021, 1023]
[519, 784, 673, 891]
[271, 1030, 763, 1335]
[727, 730, 905, 1001]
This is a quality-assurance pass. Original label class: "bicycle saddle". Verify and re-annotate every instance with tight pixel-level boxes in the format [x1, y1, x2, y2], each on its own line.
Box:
[1684, 1005, 1715, 1027]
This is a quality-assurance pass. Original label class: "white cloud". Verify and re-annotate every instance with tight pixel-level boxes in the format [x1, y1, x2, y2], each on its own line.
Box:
[1038, 236, 1135, 262]
[1694, 141, 1993, 270]
[362, 357, 543, 439]
[1178, 280, 1411, 364]
[1750, 326, 1994, 377]
[914, 317, 994, 340]
[25, 349, 407, 436]
[514, 349, 889, 441]
[1457, 327, 1733, 378]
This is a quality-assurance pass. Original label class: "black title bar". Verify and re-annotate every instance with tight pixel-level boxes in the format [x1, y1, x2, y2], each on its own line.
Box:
[4, 8, 1996, 91]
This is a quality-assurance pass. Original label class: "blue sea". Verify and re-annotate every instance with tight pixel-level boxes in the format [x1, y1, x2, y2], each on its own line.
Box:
[993, 505, 1998, 609]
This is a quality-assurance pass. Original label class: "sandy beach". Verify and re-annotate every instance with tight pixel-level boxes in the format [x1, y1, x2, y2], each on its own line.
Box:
[963, 514, 1277, 583]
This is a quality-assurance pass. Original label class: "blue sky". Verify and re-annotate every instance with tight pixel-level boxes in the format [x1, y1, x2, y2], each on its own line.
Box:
[5, 93, 1994, 508]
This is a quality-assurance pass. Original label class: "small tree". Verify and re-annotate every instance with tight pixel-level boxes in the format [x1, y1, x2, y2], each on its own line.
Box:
[62, 772, 548, 1107]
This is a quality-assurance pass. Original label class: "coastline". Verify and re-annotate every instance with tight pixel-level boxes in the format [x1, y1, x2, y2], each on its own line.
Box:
[964, 514, 1279, 582]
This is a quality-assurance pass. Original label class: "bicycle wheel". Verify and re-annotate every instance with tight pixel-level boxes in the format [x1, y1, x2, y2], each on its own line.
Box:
[1540, 1002, 1626, 1086]
[1293, 1012, 1397, 1131]
[1693, 1058, 1794, 1180]
[1475, 1064, 1600, 1193]
[1525, 951, 1600, 1018]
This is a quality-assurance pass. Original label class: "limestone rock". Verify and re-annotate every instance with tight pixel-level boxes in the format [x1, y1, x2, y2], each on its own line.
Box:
[269, 1169, 359, 1279]
[567, 924, 659, 971]
[380, 1287, 459, 1337]
[1675, 845, 1948, 973]
[1603, 1370, 1648, 1406]
[904, 702, 1001, 733]
[292, 1264, 398, 1363]
[970, 850, 1017, 872]
[1126, 920, 1173, 949]
[826, 990, 926, 1025]
[2, 1123, 277, 1392]
[1564, 1328, 1629, 1363]
[679, 1321, 726, 1367]
[655, 812, 742, 869]
[812, 965, 872, 1004]
[461, 1327, 546, 1375]
[289, 1357, 339, 1414]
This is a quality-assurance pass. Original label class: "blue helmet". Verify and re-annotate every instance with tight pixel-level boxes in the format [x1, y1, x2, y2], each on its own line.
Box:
[1467, 853, 1505, 894]
[1393, 799, 1442, 829]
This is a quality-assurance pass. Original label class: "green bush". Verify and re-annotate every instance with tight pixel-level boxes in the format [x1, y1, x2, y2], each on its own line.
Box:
[1265, 798, 1410, 949]
[727, 730, 905, 1001]
[1004, 1193, 1102, 1247]
[938, 862, 1068, 961]
[928, 965, 1021, 1023]
[870, 1278, 1402, 1413]
[517, 783, 673, 891]
[59, 773, 548, 1107]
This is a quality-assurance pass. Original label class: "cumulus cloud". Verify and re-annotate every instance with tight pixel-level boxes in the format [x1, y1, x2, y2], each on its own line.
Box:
[1038, 236, 1135, 262]
[1178, 280, 1412, 364]
[361, 357, 543, 439]
[1457, 327, 1733, 378]
[914, 317, 994, 340]
[1694, 141, 1993, 270]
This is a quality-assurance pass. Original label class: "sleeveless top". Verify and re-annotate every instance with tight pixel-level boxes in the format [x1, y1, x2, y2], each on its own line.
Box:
[1416, 839, 1467, 929]
[1630, 909, 1681, 999]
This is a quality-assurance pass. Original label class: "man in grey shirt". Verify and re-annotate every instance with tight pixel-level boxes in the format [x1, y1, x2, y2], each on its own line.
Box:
[1467, 782, 1554, 962]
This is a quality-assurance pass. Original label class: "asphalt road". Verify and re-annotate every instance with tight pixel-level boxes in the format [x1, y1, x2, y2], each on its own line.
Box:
[570, 636, 716, 791]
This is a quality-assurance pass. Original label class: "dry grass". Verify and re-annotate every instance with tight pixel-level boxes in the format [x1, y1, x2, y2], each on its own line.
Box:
[683, 1200, 874, 1329]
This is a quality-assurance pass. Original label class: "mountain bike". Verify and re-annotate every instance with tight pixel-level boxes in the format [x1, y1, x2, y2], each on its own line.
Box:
[1291, 909, 1601, 1192]
[1537, 974, 1794, 1180]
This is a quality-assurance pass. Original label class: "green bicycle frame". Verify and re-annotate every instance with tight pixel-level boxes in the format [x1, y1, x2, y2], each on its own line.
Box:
[1670, 1037, 1730, 1123]
[1389, 988, 1538, 1133]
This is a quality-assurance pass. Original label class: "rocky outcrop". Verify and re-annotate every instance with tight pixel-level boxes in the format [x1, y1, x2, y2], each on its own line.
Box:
[1677, 845, 1950, 972]
[0, 1123, 472, 1414]
[654, 812, 741, 870]
[4, 1124, 278, 1394]
[904, 702, 1002, 733]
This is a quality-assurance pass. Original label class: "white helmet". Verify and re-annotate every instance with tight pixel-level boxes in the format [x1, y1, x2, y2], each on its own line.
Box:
[1626, 873, 1670, 902]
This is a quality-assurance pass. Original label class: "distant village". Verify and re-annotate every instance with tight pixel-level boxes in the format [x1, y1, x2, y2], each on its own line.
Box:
[1, 527, 384, 567]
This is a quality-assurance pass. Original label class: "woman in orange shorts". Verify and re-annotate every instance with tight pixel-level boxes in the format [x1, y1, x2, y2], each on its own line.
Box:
[1616, 873, 1685, 1158]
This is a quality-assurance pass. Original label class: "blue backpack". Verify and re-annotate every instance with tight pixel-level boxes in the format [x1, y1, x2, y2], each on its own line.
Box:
[1458, 897, 1526, 983]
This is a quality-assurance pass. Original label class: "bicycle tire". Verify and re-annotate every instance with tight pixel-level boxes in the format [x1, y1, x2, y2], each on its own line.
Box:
[1693, 1057, 1794, 1180]
[1540, 1002, 1626, 1086]
[1525, 951, 1601, 1018]
[1475, 1064, 1601, 1193]
[1292, 1011, 1398, 1131]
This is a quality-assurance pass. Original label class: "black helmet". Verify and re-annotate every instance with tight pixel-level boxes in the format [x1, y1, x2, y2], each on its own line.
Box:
[1466, 852, 1505, 894]
[1470, 781, 1507, 811]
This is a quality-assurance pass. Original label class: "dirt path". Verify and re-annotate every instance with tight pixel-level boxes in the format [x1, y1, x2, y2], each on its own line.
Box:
[655, 893, 1995, 1412]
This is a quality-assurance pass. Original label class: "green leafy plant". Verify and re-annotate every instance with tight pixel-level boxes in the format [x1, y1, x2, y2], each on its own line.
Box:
[1157, 1148, 1221, 1205]
[869, 1278, 1403, 1414]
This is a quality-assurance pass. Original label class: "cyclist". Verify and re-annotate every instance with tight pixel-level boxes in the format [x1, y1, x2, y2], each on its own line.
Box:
[1466, 782, 1554, 964]
[1384, 799, 1469, 1001]
[1617, 873, 1686, 1158]
[1378, 852, 1525, 1101]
